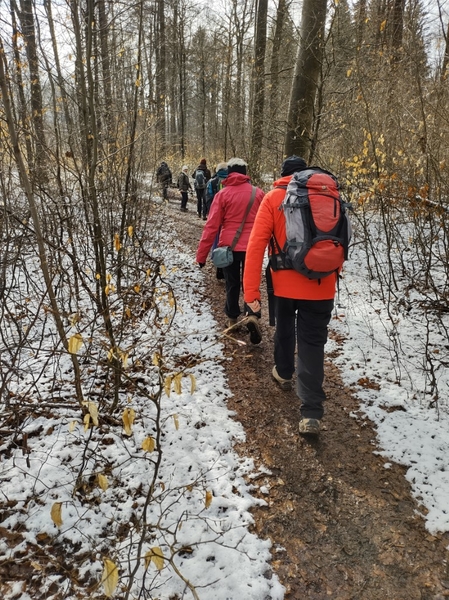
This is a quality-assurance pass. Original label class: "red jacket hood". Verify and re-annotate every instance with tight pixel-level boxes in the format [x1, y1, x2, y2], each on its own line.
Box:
[223, 172, 251, 186]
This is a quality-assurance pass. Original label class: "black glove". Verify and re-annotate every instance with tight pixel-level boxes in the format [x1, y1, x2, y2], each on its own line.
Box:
[198, 263, 205, 268]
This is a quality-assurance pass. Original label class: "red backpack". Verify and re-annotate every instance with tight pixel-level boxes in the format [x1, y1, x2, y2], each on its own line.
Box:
[274, 167, 351, 279]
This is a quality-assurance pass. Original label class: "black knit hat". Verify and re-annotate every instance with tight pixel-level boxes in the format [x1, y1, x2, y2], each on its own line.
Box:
[227, 157, 247, 175]
[281, 155, 307, 176]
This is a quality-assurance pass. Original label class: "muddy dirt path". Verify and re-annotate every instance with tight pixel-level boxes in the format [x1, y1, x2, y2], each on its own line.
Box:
[168, 195, 449, 600]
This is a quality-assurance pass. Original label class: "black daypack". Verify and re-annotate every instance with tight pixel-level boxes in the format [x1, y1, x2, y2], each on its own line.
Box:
[271, 167, 351, 279]
[195, 169, 206, 190]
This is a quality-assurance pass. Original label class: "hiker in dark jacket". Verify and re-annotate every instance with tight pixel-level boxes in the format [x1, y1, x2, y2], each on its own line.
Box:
[192, 158, 212, 220]
[156, 162, 172, 200]
[177, 166, 192, 212]
[206, 162, 228, 216]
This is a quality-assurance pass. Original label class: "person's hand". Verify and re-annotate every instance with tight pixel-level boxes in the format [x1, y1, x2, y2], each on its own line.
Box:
[246, 300, 261, 314]
[198, 262, 205, 268]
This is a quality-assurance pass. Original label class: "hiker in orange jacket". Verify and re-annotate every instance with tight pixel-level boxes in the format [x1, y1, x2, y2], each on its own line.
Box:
[243, 156, 338, 436]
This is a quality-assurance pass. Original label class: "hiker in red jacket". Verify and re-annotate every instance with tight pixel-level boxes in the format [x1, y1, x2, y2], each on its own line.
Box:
[243, 156, 338, 436]
[196, 158, 265, 340]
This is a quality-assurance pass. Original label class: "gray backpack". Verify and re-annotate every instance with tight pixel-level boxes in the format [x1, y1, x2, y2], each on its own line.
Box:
[195, 169, 206, 190]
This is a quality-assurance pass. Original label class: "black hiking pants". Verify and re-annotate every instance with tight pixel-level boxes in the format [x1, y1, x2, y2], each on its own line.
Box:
[274, 296, 334, 420]
[195, 188, 206, 217]
[223, 251, 246, 319]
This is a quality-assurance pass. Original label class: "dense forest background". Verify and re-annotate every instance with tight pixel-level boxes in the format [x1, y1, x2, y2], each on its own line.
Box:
[1, 0, 449, 415]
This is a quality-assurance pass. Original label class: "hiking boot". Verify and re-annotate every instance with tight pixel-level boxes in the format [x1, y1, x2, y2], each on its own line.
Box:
[227, 318, 238, 328]
[298, 418, 320, 436]
[246, 315, 262, 345]
[272, 366, 293, 391]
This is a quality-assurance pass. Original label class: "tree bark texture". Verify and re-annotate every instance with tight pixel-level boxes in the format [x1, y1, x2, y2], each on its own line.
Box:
[284, 0, 327, 159]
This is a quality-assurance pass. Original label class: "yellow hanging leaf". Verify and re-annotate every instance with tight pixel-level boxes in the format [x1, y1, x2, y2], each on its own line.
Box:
[173, 374, 182, 395]
[164, 376, 172, 398]
[122, 408, 136, 436]
[69, 420, 77, 433]
[83, 413, 91, 431]
[101, 558, 119, 597]
[380, 19, 386, 32]
[142, 436, 155, 452]
[51, 502, 63, 527]
[68, 333, 83, 354]
[189, 374, 196, 394]
[173, 414, 179, 430]
[128, 225, 133, 237]
[96, 273, 101, 280]
[134, 284, 141, 293]
[98, 474, 109, 491]
[152, 352, 161, 366]
[120, 351, 129, 368]
[144, 547, 165, 571]
[205, 490, 213, 509]
[346, 68, 352, 78]
[114, 233, 121, 252]
[160, 265, 166, 275]
[125, 306, 131, 318]
[83, 401, 99, 426]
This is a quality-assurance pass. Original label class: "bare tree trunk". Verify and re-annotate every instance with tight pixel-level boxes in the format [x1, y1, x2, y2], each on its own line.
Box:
[10, 0, 33, 167]
[390, 0, 404, 64]
[441, 20, 449, 82]
[97, 0, 114, 146]
[284, 0, 327, 159]
[250, 0, 268, 180]
[269, 0, 288, 122]
[15, 0, 48, 182]
[155, 0, 167, 156]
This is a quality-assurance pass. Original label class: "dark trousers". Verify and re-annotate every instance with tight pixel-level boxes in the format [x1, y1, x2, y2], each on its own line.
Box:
[274, 296, 334, 420]
[223, 250, 246, 319]
[195, 188, 206, 217]
[161, 182, 169, 199]
[180, 191, 188, 209]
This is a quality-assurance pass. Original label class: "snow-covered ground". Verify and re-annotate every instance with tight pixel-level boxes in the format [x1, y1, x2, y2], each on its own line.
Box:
[1, 202, 449, 599]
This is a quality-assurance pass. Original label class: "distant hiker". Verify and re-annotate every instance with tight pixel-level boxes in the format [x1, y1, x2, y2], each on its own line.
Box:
[206, 162, 228, 279]
[196, 158, 264, 340]
[177, 165, 192, 212]
[156, 161, 172, 200]
[243, 155, 351, 437]
[192, 158, 211, 219]
[206, 162, 228, 216]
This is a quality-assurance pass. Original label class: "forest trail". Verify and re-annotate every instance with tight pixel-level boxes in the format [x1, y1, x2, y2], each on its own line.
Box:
[169, 193, 449, 600]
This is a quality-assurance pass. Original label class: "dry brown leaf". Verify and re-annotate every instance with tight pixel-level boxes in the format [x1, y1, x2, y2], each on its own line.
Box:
[68, 333, 83, 354]
[205, 490, 213, 509]
[98, 474, 109, 491]
[144, 547, 164, 571]
[122, 408, 136, 436]
[141, 436, 155, 452]
[50, 502, 63, 527]
[101, 558, 119, 597]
